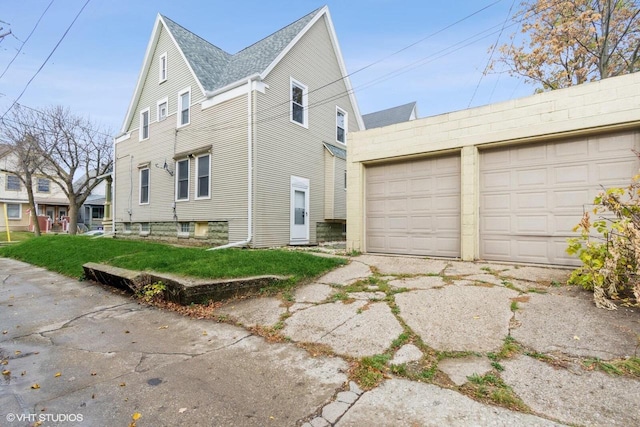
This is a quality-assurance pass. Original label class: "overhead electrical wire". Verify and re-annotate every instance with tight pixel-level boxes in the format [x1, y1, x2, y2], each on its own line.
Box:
[1, 0, 90, 120]
[0, 0, 55, 80]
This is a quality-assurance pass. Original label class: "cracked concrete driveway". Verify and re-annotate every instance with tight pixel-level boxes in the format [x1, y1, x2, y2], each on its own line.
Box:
[2, 254, 640, 427]
[0, 259, 346, 426]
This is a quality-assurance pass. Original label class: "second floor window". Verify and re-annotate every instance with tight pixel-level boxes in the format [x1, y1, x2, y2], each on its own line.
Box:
[179, 88, 190, 127]
[140, 109, 150, 140]
[37, 178, 50, 193]
[6, 175, 20, 191]
[290, 78, 308, 127]
[176, 159, 189, 200]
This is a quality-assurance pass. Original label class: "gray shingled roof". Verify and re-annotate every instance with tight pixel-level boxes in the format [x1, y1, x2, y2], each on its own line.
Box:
[323, 142, 346, 160]
[162, 8, 322, 92]
[362, 102, 417, 130]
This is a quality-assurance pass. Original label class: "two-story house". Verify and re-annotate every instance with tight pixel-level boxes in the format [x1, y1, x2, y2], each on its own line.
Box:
[0, 144, 70, 232]
[114, 6, 362, 247]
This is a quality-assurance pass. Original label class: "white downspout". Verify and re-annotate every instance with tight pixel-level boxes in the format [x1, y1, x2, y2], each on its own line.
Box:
[208, 77, 254, 250]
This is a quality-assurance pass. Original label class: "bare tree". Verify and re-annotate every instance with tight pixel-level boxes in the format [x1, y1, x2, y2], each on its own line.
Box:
[495, 0, 640, 91]
[34, 105, 113, 235]
[0, 106, 46, 236]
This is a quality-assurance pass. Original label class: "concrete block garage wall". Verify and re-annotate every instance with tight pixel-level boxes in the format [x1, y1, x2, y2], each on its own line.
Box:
[347, 72, 640, 265]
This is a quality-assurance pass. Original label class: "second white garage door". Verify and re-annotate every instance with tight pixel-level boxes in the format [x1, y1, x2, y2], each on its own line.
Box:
[480, 131, 640, 265]
[366, 154, 460, 257]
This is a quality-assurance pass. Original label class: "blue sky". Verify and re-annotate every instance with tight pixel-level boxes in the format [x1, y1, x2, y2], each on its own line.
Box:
[0, 0, 532, 133]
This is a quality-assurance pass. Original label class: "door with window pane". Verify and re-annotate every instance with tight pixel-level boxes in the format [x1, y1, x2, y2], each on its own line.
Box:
[290, 176, 309, 243]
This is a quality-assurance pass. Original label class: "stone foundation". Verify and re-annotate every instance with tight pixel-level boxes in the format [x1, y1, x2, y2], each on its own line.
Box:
[115, 221, 228, 247]
[317, 221, 346, 243]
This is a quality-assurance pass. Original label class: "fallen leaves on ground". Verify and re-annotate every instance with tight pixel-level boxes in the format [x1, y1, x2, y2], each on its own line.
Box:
[31, 383, 40, 389]
[54, 372, 61, 378]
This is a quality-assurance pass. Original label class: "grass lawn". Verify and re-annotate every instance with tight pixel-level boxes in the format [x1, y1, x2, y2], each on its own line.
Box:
[0, 231, 35, 243]
[0, 235, 346, 283]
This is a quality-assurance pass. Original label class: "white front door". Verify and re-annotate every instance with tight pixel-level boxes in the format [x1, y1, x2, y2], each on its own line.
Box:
[290, 176, 309, 244]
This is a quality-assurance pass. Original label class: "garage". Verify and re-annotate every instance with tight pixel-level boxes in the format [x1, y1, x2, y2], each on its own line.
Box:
[366, 154, 460, 257]
[479, 131, 640, 265]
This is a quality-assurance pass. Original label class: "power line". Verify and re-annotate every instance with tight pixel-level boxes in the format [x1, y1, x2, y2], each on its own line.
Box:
[1, 0, 90, 120]
[0, 0, 55, 80]
[468, 0, 516, 107]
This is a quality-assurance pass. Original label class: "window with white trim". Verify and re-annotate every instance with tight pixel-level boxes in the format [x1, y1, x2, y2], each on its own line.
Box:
[178, 88, 190, 127]
[196, 154, 210, 199]
[176, 159, 189, 201]
[140, 108, 150, 140]
[139, 168, 149, 204]
[336, 107, 347, 144]
[6, 203, 21, 219]
[290, 78, 308, 127]
[157, 98, 168, 121]
[37, 178, 50, 193]
[6, 175, 20, 191]
[159, 52, 167, 83]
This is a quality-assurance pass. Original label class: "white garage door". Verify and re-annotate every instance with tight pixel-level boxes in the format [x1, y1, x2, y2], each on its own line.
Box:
[480, 131, 639, 265]
[366, 154, 460, 257]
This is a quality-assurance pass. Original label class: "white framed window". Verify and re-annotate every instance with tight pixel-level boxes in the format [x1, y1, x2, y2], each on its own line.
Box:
[139, 168, 150, 204]
[157, 97, 168, 121]
[6, 203, 21, 220]
[178, 87, 191, 127]
[195, 154, 210, 199]
[140, 222, 150, 235]
[37, 178, 50, 193]
[6, 175, 20, 191]
[139, 108, 150, 140]
[175, 158, 190, 201]
[159, 52, 167, 83]
[336, 107, 347, 144]
[290, 78, 308, 127]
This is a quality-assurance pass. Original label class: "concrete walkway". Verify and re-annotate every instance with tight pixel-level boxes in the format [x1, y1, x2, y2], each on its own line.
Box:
[2, 255, 639, 426]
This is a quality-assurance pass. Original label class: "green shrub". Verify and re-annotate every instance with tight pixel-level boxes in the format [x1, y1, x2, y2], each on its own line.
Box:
[567, 178, 640, 309]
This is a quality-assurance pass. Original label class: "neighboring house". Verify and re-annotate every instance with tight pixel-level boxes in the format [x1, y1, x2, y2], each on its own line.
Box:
[347, 72, 640, 266]
[114, 6, 362, 247]
[0, 145, 70, 232]
[75, 173, 106, 230]
[362, 101, 418, 129]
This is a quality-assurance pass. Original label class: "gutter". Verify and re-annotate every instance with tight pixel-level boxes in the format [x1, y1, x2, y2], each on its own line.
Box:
[204, 73, 261, 98]
[207, 76, 254, 250]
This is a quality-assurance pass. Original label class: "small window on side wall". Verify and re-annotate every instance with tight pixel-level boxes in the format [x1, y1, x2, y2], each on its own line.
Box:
[157, 98, 168, 121]
[139, 168, 150, 204]
[290, 78, 308, 127]
[176, 159, 189, 201]
[159, 52, 167, 83]
[336, 107, 347, 144]
[196, 154, 210, 199]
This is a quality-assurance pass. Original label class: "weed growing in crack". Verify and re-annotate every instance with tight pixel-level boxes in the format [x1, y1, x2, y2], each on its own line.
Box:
[350, 354, 391, 389]
[462, 372, 528, 411]
[491, 361, 504, 371]
[510, 301, 519, 311]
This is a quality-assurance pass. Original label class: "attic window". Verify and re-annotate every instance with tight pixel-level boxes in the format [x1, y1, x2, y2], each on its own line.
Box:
[159, 52, 167, 83]
[157, 98, 168, 121]
[290, 78, 308, 127]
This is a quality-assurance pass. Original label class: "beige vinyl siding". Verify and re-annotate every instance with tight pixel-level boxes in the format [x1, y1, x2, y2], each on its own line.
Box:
[0, 202, 30, 231]
[115, 24, 248, 243]
[126, 25, 203, 132]
[253, 15, 360, 247]
[333, 157, 346, 219]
